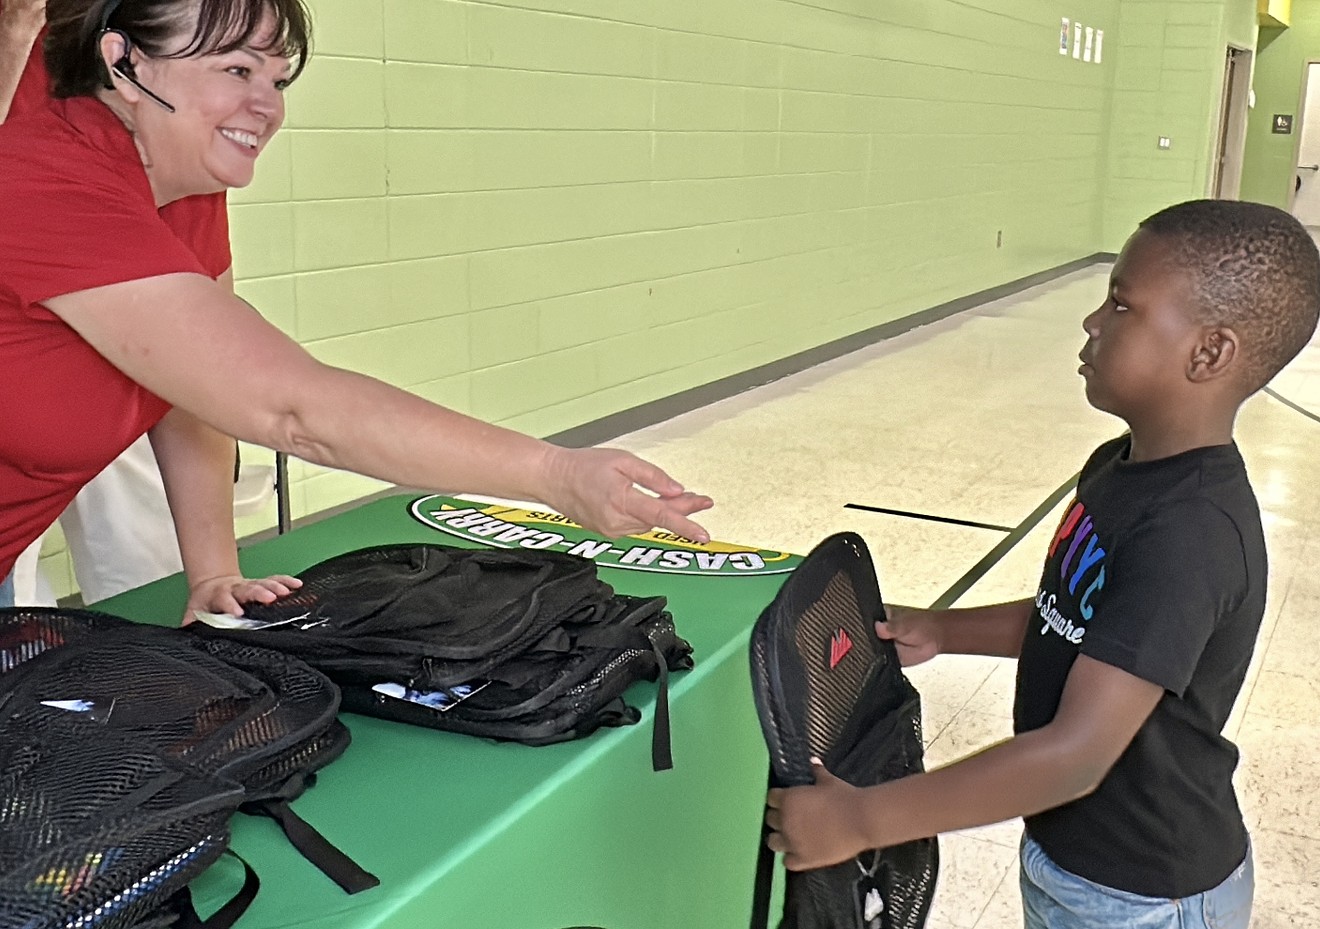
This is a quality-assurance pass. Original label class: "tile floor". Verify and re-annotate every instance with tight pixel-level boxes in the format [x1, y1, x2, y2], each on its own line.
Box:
[609, 264, 1320, 927]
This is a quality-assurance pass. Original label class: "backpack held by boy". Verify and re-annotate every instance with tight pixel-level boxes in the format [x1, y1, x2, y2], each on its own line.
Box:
[749, 534, 937, 929]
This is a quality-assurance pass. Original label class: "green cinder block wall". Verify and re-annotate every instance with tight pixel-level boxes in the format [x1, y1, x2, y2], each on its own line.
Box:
[233, 0, 1134, 526]
[1103, 0, 1256, 246]
[37, 0, 1260, 597]
[1241, 8, 1320, 209]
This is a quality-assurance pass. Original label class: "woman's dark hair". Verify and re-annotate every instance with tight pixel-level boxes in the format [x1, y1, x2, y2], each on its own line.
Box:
[45, 0, 312, 99]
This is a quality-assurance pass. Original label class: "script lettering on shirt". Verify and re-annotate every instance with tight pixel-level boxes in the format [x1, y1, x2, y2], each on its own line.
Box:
[1035, 589, 1085, 644]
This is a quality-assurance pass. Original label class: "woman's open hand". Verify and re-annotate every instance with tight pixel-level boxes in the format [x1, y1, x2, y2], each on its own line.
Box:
[541, 445, 713, 542]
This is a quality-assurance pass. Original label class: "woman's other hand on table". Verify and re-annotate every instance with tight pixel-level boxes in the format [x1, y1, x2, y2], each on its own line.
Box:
[542, 446, 714, 543]
[184, 573, 303, 622]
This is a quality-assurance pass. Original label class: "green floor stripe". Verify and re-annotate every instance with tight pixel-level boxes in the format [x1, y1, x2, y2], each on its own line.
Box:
[928, 472, 1081, 611]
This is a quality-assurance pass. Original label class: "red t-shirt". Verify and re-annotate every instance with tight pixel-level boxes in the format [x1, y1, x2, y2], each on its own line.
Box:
[10, 28, 232, 271]
[0, 97, 231, 577]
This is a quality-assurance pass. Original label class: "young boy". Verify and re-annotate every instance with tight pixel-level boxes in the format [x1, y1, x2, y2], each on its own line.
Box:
[764, 199, 1320, 927]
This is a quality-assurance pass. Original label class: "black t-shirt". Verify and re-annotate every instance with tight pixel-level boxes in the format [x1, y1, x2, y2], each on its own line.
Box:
[1014, 435, 1265, 898]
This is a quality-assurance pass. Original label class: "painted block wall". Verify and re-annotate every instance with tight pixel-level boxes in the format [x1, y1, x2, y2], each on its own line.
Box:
[230, 0, 1126, 526]
[1240, 15, 1320, 209]
[37, 0, 1257, 599]
[1102, 0, 1257, 247]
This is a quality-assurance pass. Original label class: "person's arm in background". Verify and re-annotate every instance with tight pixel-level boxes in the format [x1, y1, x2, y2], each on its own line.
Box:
[0, 0, 43, 123]
[46, 273, 713, 545]
[150, 268, 301, 619]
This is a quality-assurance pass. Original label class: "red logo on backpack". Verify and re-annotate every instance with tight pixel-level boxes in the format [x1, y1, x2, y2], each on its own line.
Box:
[828, 628, 853, 669]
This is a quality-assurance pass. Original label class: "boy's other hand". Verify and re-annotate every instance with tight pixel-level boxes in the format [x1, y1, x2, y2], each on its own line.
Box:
[876, 604, 942, 666]
[765, 760, 870, 871]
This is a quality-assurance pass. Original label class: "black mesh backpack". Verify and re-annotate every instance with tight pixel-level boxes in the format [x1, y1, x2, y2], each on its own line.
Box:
[748, 533, 938, 929]
[191, 543, 693, 770]
[0, 608, 377, 929]
[0, 696, 242, 929]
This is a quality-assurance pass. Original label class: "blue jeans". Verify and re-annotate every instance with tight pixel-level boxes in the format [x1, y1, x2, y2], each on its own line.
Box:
[1020, 834, 1253, 929]
[0, 571, 13, 608]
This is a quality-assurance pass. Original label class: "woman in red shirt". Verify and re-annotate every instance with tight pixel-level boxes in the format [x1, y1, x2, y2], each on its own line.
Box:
[0, 0, 712, 613]
[2, 0, 247, 608]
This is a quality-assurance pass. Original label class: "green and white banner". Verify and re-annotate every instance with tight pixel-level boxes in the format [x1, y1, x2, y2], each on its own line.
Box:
[409, 495, 801, 577]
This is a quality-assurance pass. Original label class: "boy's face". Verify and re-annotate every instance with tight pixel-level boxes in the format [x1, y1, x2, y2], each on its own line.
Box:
[1079, 230, 1204, 421]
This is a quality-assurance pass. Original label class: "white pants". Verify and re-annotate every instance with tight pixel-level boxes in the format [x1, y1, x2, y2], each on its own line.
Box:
[12, 435, 182, 606]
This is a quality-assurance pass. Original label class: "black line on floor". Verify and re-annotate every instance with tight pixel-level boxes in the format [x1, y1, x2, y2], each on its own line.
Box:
[844, 503, 1013, 533]
[1264, 386, 1320, 426]
[927, 471, 1081, 611]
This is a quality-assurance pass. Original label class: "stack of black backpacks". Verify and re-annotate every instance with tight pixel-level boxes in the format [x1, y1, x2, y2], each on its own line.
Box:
[0, 607, 376, 929]
[191, 543, 693, 771]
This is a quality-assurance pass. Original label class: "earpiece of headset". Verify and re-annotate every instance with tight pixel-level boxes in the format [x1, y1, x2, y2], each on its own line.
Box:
[102, 30, 175, 112]
[97, 0, 175, 112]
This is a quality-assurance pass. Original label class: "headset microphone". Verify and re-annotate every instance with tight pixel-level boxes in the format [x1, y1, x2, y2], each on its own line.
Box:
[101, 28, 175, 113]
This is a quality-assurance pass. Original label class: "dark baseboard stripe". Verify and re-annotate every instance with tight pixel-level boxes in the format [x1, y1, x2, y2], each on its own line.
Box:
[546, 253, 1114, 448]
[240, 252, 1112, 546]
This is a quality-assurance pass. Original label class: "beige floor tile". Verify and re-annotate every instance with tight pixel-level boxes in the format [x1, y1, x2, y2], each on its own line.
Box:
[924, 708, 1013, 773]
[1243, 669, 1320, 724]
[920, 699, 963, 748]
[967, 660, 1018, 720]
[1250, 827, 1320, 925]
[922, 834, 1019, 929]
[905, 655, 1001, 721]
[973, 868, 1025, 929]
[1260, 582, 1320, 680]
[1235, 712, 1320, 838]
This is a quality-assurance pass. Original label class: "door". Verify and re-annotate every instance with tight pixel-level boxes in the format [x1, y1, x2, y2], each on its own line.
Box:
[1212, 47, 1252, 199]
[1293, 62, 1320, 227]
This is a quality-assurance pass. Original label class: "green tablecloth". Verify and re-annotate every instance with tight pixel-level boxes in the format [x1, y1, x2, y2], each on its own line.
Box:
[97, 495, 798, 929]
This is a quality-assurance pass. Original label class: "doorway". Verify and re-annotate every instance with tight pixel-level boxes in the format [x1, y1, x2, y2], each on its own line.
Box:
[1212, 46, 1252, 199]
[1292, 62, 1320, 227]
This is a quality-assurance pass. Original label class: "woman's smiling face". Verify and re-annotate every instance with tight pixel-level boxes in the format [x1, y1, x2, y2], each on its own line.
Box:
[107, 9, 293, 199]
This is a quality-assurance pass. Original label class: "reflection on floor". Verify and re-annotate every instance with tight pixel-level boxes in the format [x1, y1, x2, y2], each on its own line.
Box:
[613, 264, 1320, 927]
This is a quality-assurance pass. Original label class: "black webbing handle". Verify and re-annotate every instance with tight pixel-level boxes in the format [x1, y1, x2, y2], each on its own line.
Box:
[574, 623, 676, 772]
[749, 764, 775, 929]
[648, 634, 673, 772]
[173, 850, 260, 929]
[251, 797, 380, 894]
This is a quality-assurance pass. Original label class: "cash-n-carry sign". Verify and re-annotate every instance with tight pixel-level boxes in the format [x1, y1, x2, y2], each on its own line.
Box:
[409, 495, 800, 577]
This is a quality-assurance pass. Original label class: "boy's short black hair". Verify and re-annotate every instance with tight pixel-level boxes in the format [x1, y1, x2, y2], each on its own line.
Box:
[1140, 199, 1320, 394]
